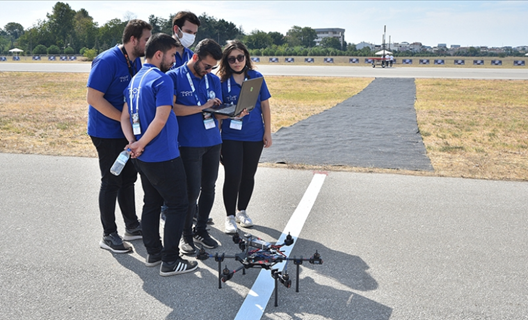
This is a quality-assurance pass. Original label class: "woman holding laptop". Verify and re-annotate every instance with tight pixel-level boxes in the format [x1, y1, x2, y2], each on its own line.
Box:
[217, 40, 272, 234]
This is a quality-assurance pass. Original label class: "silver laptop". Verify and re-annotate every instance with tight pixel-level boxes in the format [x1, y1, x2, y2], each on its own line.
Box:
[203, 77, 263, 117]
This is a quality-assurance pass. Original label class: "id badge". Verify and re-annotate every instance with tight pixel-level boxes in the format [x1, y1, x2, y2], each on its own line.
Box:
[230, 119, 243, 130]
[132, 113, 141, 135]
[204, 118, 216, 130]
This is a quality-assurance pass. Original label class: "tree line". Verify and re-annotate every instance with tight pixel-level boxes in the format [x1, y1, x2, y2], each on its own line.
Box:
[1, 2, 524, 59]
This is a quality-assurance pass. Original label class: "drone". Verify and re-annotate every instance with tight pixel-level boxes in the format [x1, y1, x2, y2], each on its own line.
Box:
[196, 232, 323, 306]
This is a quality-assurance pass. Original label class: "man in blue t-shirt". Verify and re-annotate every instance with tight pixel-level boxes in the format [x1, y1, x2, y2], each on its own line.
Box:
[167, 39, 223, 254]
[86, 19, 151, 254]
[121, 33, 197, 276]
[169, 11, 200, 70]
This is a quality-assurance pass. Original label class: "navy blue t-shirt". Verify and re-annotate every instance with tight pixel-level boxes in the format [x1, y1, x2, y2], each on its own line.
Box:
[170, 47, 194, 70]
[221, 70, 271, 141]
[123, 64, 179, 162]
[167, 65, 222, 148]
[87, 45, 141, 138]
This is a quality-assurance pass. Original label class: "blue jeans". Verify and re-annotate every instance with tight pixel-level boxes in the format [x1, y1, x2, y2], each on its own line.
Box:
[90, 136, 139, 236]
[180, 144, 221, 236]
[134, 157, 188, 262]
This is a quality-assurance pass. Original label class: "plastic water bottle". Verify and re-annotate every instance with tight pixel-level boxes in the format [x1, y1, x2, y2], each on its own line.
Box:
[110, 148, 131, 176]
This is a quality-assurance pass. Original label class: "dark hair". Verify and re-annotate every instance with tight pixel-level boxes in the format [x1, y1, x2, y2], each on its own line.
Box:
[218, 40, 254, 82]
[122, 19, 152, 44]
[145, 33, 179, 59]
[194, 38, 223, 61]
[172, 11, 200, 32]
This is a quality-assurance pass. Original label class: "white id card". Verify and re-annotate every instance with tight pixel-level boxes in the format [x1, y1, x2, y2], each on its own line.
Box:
[132, 113, 141, 135]
[204, 118, 216, 130]
[230, 119, 242, 130]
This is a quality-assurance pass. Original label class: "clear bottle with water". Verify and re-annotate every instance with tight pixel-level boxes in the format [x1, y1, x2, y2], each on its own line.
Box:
[110, 148, 131, 176]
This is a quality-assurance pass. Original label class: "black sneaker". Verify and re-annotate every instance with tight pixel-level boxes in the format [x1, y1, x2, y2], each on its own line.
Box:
[123, 222, 142, 241]
[193, 228, 219, 249]
[160, 258, 198, 277]
[179, 236, 196, 255]
[145, 253, 162, 267]
[99, 233, 132, 253]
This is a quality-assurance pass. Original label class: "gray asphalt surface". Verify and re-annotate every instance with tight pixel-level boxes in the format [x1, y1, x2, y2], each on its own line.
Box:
[260, 78, 433, 171]
[1, 64, 527, 319]
[1, 62, 528, 79]
[1, 153, 527, 320]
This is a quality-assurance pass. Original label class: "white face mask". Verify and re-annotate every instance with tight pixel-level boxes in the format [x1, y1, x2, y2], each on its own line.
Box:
[179, 31, 196, 48]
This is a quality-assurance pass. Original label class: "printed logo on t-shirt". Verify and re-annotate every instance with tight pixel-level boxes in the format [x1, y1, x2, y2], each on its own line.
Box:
[226, 95, 237, 103]
[181, 91, 193, 97]
[120, 75, 129, 83]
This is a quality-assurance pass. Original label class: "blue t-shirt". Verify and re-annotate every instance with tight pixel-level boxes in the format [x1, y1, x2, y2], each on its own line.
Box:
[170, 47, 194, 70]
[221, 70, 271, 141]
[123, 64, 179, 162]
[87, 45, 142, 138]
[167, 65, 222, 148]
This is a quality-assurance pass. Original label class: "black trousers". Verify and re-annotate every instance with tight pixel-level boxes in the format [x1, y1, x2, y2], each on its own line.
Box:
[134, 157, 188, 262]
[221, 140, 264, 217]
[90, 136, 139, 236]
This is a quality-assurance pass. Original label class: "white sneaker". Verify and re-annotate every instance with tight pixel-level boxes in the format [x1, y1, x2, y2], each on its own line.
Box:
[236, 210, 254, 227]
[225, 215, 238, 234]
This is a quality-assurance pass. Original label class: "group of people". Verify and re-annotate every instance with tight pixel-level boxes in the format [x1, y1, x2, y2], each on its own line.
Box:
[86, 12, 272, 277]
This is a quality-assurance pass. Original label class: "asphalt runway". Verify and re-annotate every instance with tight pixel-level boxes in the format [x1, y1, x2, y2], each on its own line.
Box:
[1, 62, 528, 79]
[1, 153, 527, 320]
[1, 64, 527, 319]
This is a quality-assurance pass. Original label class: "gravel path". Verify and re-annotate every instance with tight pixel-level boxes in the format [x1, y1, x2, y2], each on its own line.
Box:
[260, 77, 433, 171]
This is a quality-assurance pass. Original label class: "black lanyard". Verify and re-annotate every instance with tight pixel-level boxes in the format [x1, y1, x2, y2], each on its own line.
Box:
[120, 46, 137, 78]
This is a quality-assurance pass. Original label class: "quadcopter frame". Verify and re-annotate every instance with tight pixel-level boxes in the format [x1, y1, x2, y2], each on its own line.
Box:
[196, 232, 323, 307]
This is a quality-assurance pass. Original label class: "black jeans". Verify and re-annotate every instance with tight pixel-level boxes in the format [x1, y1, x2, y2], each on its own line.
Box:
[180, 144, 221, 236]
[221, 140, 263, 216]
[90, 136, 139, 236]
[134, 157, 188, 262]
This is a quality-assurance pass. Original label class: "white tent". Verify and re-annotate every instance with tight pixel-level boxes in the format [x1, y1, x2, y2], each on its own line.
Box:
[375, 50, 392, 55]
[9, 48, 23, 56]
[525, 53, 528, 56]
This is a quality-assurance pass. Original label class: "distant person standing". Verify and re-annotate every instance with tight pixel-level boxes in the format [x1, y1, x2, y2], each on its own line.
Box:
[167, 39, 223, 254]
[217, 40, 272, 234]
[170, 11, 200, 69]
[389, 54, 394, 67]
[86, 19, 152, 253]
[121, 33, 197, 276]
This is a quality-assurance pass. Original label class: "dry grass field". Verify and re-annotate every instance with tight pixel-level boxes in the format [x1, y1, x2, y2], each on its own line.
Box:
[0, 71, 527, 181]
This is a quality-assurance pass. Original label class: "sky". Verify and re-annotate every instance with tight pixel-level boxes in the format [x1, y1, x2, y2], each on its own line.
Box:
[1, 1, 527, 48]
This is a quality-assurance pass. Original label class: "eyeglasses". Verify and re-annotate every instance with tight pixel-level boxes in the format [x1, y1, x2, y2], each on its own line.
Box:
[200, 59, 218, 71]
[227, 54, 245, 64]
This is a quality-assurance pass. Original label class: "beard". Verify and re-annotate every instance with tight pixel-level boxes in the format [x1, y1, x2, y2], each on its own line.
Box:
[192, 62, 203, 77]
[132, 43, 145, 58]
[160, 55, 172, 73]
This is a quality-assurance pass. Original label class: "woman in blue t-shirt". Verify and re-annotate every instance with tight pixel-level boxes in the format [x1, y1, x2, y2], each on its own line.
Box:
[217, 40, 272, 234]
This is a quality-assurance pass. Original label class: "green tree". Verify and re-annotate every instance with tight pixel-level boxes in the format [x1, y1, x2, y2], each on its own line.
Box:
[83, 48, 97, 60]
[268, 31, 285, 46]
[4, 22, 25, 40]
[286, 26, 317, 48]
[64, 46, 74, 54]
[98, 18, 127, 51]
[17, 20, 55, 53]
[73, 8, 98, 52]
[47, 2, 76, 49]
[33, 44, 47, 54]
[320, 37, 342, 50]
[196, 14, 243, 46]
[47, 45, 60, 54]
[244, 30, 272, 49]
[148, 14, 172, 35]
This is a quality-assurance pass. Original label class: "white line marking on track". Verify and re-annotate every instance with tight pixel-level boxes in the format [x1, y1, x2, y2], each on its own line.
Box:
[234, 172, 327, 320]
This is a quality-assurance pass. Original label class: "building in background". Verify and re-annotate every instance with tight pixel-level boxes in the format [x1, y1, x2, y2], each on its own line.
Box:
[315, 28, 345, 49]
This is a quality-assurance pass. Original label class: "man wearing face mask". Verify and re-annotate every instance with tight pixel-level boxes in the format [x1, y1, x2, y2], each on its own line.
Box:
[170, 11, 200, 70]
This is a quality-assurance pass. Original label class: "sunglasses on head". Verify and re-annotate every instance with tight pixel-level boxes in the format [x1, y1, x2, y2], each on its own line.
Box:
[227, 54, 245, 64]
